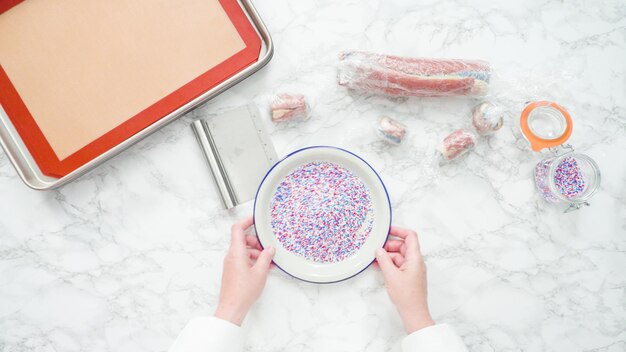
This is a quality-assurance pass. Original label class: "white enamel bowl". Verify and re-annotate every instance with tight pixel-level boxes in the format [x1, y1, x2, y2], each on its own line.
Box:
[253, 146, 391, 283]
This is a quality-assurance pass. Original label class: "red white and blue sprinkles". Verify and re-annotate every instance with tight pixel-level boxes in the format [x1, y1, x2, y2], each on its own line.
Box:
[554, 156, 586, 199]
[534, 159, 557, 202]
[270, 161, 374, 263]
[534, 156, 586, 201]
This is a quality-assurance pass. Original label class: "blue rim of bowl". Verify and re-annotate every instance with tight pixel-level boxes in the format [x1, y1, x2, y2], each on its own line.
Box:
[252, 145, 392, 284]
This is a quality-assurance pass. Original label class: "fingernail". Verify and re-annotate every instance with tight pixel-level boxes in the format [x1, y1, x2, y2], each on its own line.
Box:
[375, 248, 384, 256]
[268, 246, 276, 255]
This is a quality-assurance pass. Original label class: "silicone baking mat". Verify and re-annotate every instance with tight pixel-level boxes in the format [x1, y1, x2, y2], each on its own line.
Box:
[0, 0, 261, 177]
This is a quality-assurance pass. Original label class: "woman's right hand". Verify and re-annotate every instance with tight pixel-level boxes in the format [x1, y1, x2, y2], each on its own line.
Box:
[214, 216, 275, 326]
[375, 226, 435, 334]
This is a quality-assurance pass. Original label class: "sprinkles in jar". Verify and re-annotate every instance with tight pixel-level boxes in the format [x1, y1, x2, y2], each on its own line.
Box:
[532, 153, 600, 210]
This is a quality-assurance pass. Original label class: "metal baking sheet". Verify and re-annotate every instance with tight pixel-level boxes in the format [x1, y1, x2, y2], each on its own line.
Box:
[0, 0, 273, 190]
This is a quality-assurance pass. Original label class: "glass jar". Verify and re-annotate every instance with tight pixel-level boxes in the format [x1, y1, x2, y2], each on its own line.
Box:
[520, 101, 601, 212]
[533, 152, 601, 211]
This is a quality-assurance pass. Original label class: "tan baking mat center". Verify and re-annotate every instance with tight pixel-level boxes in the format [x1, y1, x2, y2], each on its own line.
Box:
[0, 0, 245, 160]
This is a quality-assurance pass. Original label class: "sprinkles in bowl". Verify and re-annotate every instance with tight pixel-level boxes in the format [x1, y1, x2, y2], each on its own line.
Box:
[270, 161, 374, 263]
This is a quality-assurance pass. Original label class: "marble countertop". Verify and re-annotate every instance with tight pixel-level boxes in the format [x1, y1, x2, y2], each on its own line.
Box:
[1, 0, 625, 351]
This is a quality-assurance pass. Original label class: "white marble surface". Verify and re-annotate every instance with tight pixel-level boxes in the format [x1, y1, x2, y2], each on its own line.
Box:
[1, 0, 625, 351]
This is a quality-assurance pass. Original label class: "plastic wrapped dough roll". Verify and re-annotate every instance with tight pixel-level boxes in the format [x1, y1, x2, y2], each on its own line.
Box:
[439, 129, 477, 160]
[271, 93, 308, 122]
[472, 101, 504, 135]
[376, 116, 407, 144]
[338, 51, 490, 97]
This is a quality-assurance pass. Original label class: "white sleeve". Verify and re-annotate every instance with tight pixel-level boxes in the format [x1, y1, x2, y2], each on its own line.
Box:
[168, 317, 244, 352]
[401, 324, 468, 352]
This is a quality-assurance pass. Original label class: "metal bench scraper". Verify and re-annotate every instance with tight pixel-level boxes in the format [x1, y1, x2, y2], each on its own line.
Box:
[192, 103, 278, 209]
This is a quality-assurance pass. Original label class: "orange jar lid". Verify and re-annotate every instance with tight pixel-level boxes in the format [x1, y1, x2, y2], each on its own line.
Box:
[520, 101, 573, 151]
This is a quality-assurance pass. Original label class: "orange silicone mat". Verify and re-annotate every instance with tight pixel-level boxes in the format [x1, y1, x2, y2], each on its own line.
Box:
[0, 0, 261, 177]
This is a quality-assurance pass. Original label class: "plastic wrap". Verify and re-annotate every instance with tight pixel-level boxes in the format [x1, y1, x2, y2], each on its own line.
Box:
[338, 51, 490, 97]
[270, 93, 308, 122]
[472, 101, 504, 135]
[439, 129, 477, 160]
[376, 116, 407, 144]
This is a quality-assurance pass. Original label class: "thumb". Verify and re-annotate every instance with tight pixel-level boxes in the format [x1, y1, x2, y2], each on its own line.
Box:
[375, 248, 398, 277]
[253, 246, 276, 273]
